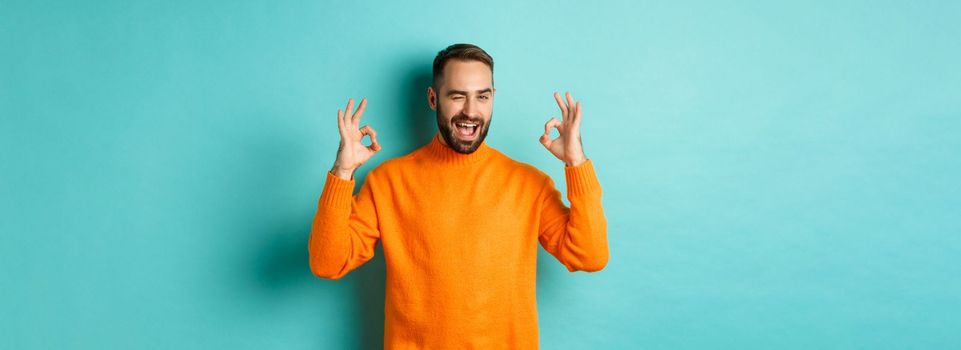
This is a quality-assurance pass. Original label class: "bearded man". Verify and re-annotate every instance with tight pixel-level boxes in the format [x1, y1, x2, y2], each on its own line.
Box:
[309, 43, 609, 349]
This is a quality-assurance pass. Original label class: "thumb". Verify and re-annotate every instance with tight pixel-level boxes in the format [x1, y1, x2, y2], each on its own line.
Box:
[541, 117, 561, 147]
[360, 125, 381, 152]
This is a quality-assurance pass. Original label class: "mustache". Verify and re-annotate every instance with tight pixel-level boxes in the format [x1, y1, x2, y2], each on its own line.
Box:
[451, 115, 484, 124]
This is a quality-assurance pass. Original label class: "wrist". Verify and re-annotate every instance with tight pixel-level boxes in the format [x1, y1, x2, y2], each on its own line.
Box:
[330, 165, 355, 180]
[565, 155, 587, 167]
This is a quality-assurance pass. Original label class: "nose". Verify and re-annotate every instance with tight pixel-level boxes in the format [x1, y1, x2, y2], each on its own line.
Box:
[462, 97, 480, 118]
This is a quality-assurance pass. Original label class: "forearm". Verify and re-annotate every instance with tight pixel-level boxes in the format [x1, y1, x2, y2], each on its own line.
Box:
[561, 159, 609, 271]
[308, 172, 356, 279]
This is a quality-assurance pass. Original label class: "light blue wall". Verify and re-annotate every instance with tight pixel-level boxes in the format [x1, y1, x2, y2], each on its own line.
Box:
[2, 1, 959, 349]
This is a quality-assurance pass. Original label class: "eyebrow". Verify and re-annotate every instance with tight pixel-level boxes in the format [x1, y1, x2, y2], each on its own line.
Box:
[446, 88, 493, 96]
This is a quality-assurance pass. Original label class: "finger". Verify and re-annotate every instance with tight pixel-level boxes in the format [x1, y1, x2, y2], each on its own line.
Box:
[543, 117, 562, 134]
[539, 132, 552, 148]
[553, 92, 568, 121]
[565, 91, 576, 123]
[337, 109, 345, 133]
[369, 130, 381, 152]
[360, 125, 381, 152]
[572, 101, 582, 129]
[359, 124, 374, 137]
[352, 97, 367, 126]
[541, 117, 562, 146]
[344, 98, 355, 123]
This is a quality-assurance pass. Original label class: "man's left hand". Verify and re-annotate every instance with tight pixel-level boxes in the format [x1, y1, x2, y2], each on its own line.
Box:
[540, 91, 588, 167]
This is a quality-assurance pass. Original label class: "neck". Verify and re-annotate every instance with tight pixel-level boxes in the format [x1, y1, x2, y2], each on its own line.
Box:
[425, 132, 493, 166]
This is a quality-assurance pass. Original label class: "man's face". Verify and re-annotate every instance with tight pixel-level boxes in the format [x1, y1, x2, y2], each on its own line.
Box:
[428, 59, 495, 154]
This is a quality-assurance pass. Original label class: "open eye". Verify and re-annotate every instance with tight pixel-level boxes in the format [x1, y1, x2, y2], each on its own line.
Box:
[479, 95, 490, 100]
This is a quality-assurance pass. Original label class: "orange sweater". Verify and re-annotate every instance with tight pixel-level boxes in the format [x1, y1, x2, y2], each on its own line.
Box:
[309, 133, 609, 349]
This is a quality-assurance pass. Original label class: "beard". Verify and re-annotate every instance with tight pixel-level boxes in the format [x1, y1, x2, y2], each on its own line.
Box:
[436, 107, 492, 154]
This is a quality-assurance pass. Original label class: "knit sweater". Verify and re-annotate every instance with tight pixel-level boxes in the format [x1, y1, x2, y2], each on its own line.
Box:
[308, 133, 609, 349]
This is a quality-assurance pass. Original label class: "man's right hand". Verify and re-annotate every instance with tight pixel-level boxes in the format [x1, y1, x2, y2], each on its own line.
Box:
[330, 97, 381, 180]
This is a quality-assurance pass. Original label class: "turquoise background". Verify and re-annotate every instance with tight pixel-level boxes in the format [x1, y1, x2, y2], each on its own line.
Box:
[2, 1, 959, 349]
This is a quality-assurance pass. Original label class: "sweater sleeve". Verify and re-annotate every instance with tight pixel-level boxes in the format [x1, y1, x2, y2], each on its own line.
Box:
[537, 159, 610, 272]
[308, 171, 381, 280]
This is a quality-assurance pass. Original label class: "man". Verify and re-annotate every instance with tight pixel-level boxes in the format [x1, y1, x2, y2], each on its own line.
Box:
[308, 43, 609, 349]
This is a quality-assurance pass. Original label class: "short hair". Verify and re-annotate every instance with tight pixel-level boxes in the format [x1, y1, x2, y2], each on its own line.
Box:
[432, 43, 494, 89]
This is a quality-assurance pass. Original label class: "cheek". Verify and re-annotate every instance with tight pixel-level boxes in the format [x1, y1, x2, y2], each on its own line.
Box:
[435, 104, 451, 122]
[441, 102, 463, 118]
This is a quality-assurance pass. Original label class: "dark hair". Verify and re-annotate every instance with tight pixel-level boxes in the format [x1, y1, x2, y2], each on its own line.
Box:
[432, 43, 494, 89]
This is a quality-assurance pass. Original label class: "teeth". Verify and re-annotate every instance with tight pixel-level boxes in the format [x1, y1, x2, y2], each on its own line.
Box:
[456, 122, 477, 127]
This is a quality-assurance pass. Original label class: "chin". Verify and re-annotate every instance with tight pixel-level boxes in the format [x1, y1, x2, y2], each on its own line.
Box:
[445, 132, 482, 154]
[439, 123, 490, 154]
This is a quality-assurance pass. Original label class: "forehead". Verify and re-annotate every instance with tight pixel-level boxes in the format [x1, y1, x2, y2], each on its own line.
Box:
[440, 59, 492, 91]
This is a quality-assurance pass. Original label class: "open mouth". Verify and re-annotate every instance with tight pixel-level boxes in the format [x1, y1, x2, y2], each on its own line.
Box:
[453, 121, 479, 141]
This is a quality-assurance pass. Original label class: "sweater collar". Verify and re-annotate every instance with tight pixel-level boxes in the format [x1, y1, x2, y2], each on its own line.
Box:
[424, 132, 494, 166]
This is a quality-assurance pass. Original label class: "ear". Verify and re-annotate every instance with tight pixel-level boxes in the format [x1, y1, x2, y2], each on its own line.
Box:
[427, 86, 437, 111]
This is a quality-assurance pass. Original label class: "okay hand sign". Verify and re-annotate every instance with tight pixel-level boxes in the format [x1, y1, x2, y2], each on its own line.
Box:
[540, 91, 588, 167]
[331, 97, 381, 180]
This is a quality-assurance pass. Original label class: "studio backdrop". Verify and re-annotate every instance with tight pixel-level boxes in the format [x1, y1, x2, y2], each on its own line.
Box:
[2, 1, 959, 349]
